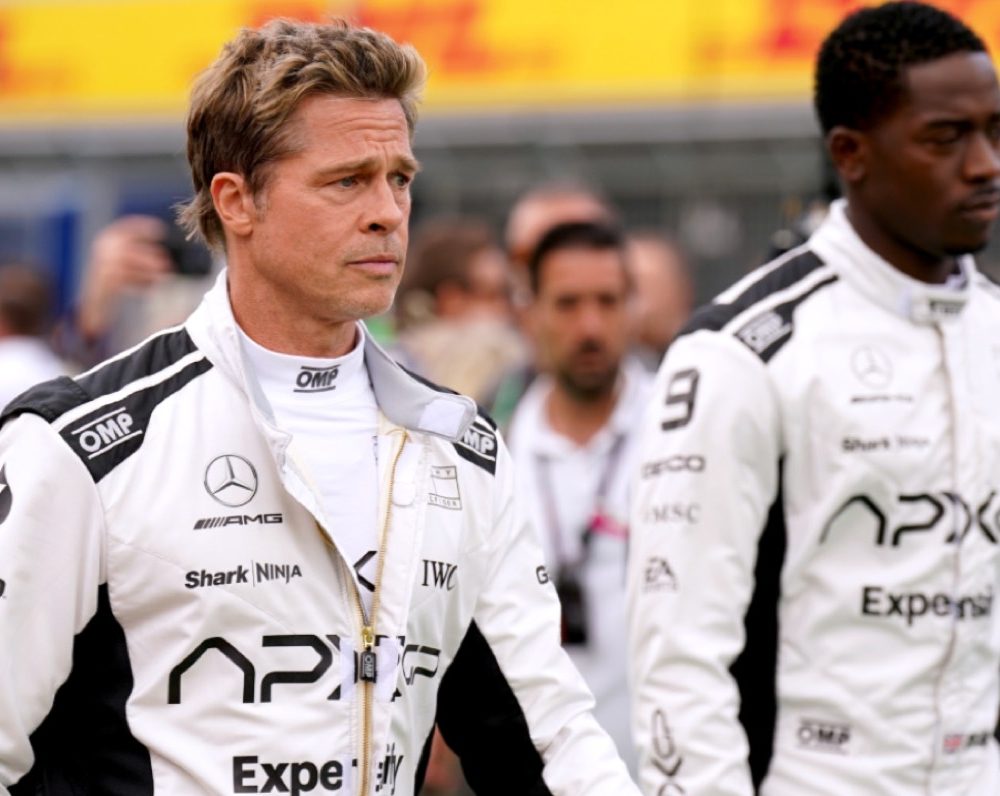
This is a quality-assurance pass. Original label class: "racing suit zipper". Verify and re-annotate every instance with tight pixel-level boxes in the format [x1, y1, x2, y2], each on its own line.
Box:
[354, 429, 408, 796]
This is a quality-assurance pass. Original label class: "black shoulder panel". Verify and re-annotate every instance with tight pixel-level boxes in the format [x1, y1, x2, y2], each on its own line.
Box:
[1, 376, 91, 427]
[433, 621, 554, 796]
[11, 585, 154, 795]
[75, 328, 198, 398]
[677, 249, 826, 339]
[59, 357, 213, 483]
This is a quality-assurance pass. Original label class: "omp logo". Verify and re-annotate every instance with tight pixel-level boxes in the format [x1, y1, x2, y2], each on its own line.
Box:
[737, 311, 791, 354]
[169, 634, 440, 705]
[184, 562, 302, 589]
[421, 559, 458, 591]
[205, 455, 258, 508]
[193, 513, 283, 530]
[459, 426, 496, 458]
[0, 464, 11, 524]
[797, 718, 850, 754]
[294, 365, 340, 394]
[69, 407, 141, 460]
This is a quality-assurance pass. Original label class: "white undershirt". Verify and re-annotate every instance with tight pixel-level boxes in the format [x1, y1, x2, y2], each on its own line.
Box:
[239, 325, 380, 616]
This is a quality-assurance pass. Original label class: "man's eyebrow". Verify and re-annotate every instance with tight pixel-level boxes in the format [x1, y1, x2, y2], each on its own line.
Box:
[316, 155, 422, 177]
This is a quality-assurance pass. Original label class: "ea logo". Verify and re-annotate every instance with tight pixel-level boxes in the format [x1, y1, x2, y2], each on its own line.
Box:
[0, 464, 12, 525]
[851, 346, 893, 389]
[204, 455, 258, 508]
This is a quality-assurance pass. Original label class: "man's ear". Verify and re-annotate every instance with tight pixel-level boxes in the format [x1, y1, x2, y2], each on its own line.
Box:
[826, 126, 869, 185]
[210, 172, 256, 238]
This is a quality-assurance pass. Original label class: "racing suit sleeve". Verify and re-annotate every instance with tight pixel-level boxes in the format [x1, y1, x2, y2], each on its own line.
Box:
[436, 434, 640, 795]
[627, 330, 781, 796]
[0, 414, 105, 790]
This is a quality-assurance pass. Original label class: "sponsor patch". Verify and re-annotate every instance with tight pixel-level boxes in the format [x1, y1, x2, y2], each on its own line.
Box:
[452, 419, 497, 475]
[428, 465, 462, 510]
[797, 718, 850, 754]
[0, 464, 11, 524]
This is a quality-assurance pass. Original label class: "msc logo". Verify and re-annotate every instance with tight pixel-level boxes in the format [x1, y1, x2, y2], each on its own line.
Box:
[797, 718, 850, 754]
[294, 365, 339, 394]
[69, 407, 141, 460]
[0, 464, 11, 524]
[421, 559, 458, 591]
[205, 454, 258, 507]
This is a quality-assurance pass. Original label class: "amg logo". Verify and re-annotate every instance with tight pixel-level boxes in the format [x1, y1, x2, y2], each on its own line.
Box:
[797, 718, 850, 754]
[194, 513, 284, 530]
[70, 407, 142, 459]
[184, 562, 302, 589]
[421, 560, 458, 590]
[459, 427, 496, 458]
[294, 366, 339, 393]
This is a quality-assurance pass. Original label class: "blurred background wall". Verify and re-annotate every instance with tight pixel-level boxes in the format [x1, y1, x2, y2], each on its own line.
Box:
[1, 0, 999, 312]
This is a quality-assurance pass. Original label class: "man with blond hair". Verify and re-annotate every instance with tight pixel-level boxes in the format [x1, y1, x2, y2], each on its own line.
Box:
[0, 19, 638, 796]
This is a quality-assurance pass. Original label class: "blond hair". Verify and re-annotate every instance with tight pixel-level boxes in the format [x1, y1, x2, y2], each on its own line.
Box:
[178, 18, 426, 249]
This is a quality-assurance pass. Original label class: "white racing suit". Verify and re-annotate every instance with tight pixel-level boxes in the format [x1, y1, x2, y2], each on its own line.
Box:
[628, 200, 1000, 796]
[0, 273, 639, 796]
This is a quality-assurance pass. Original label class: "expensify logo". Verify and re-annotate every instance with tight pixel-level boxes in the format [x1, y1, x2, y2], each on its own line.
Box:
[233, 743, 404, 794]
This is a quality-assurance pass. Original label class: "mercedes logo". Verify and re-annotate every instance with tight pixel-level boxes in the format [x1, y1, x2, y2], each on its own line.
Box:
[851, 346, 893, 390]
[0, 464, 11, 525]
[204, 455, 258, 507]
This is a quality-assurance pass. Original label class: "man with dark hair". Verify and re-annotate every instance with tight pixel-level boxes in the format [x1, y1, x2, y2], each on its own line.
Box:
[629, 3, 1000, 795]
[509, 221, 651, 776]
[0, 19, 638, 796]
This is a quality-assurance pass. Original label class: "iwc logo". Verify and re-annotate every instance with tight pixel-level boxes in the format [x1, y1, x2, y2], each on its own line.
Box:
[851, 345, 893, 389]
[204, 455, 258, 507]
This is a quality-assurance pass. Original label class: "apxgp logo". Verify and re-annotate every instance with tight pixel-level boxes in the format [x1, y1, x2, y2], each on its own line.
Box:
[295, 365, 340, 394]
[0, 464, 11, 524]
[205, 455, 259, 507]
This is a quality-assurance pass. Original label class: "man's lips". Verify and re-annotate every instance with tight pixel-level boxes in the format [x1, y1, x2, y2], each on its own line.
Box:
[347, 255, 400, 275]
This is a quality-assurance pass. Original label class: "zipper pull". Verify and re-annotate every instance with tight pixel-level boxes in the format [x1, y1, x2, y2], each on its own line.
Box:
[359, 625, 377, 683]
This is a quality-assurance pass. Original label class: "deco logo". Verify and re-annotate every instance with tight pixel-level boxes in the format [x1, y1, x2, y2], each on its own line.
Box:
[205, 455, 258, 508]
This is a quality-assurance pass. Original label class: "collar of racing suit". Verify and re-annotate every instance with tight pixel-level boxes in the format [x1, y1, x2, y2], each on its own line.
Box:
[810, 198, 977, 326]
[184, 270, 479, 451]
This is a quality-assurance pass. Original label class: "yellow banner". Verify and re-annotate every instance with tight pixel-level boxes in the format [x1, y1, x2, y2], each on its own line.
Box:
[1, 0, 999, 121]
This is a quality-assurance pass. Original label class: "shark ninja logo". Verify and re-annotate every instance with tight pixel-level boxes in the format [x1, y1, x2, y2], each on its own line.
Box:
[0, 465, 11, 524]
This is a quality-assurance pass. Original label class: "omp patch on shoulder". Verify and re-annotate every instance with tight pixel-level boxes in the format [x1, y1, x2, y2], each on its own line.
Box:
[453, 417, 497, 476]
[60, 357, 212, 482]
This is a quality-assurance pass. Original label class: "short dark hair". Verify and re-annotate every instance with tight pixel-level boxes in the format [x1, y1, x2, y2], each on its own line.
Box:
[528, 221, 626, 295]
[815, 1, 987, 134]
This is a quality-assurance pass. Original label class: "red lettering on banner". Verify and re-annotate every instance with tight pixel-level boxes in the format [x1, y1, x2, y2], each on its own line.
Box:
[358, 0, 499, 74]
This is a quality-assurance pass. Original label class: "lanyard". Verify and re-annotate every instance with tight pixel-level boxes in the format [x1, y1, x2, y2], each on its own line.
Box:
[535, 432, 627, 568]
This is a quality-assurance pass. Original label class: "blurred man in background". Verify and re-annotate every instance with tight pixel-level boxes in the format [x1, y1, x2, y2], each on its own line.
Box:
[0, 264, 64, 410]
[392, 216, 526, 404]
[508, 220, 651, 776]
[625, 230, 693, 369]
[629, 3, 1000, 794]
